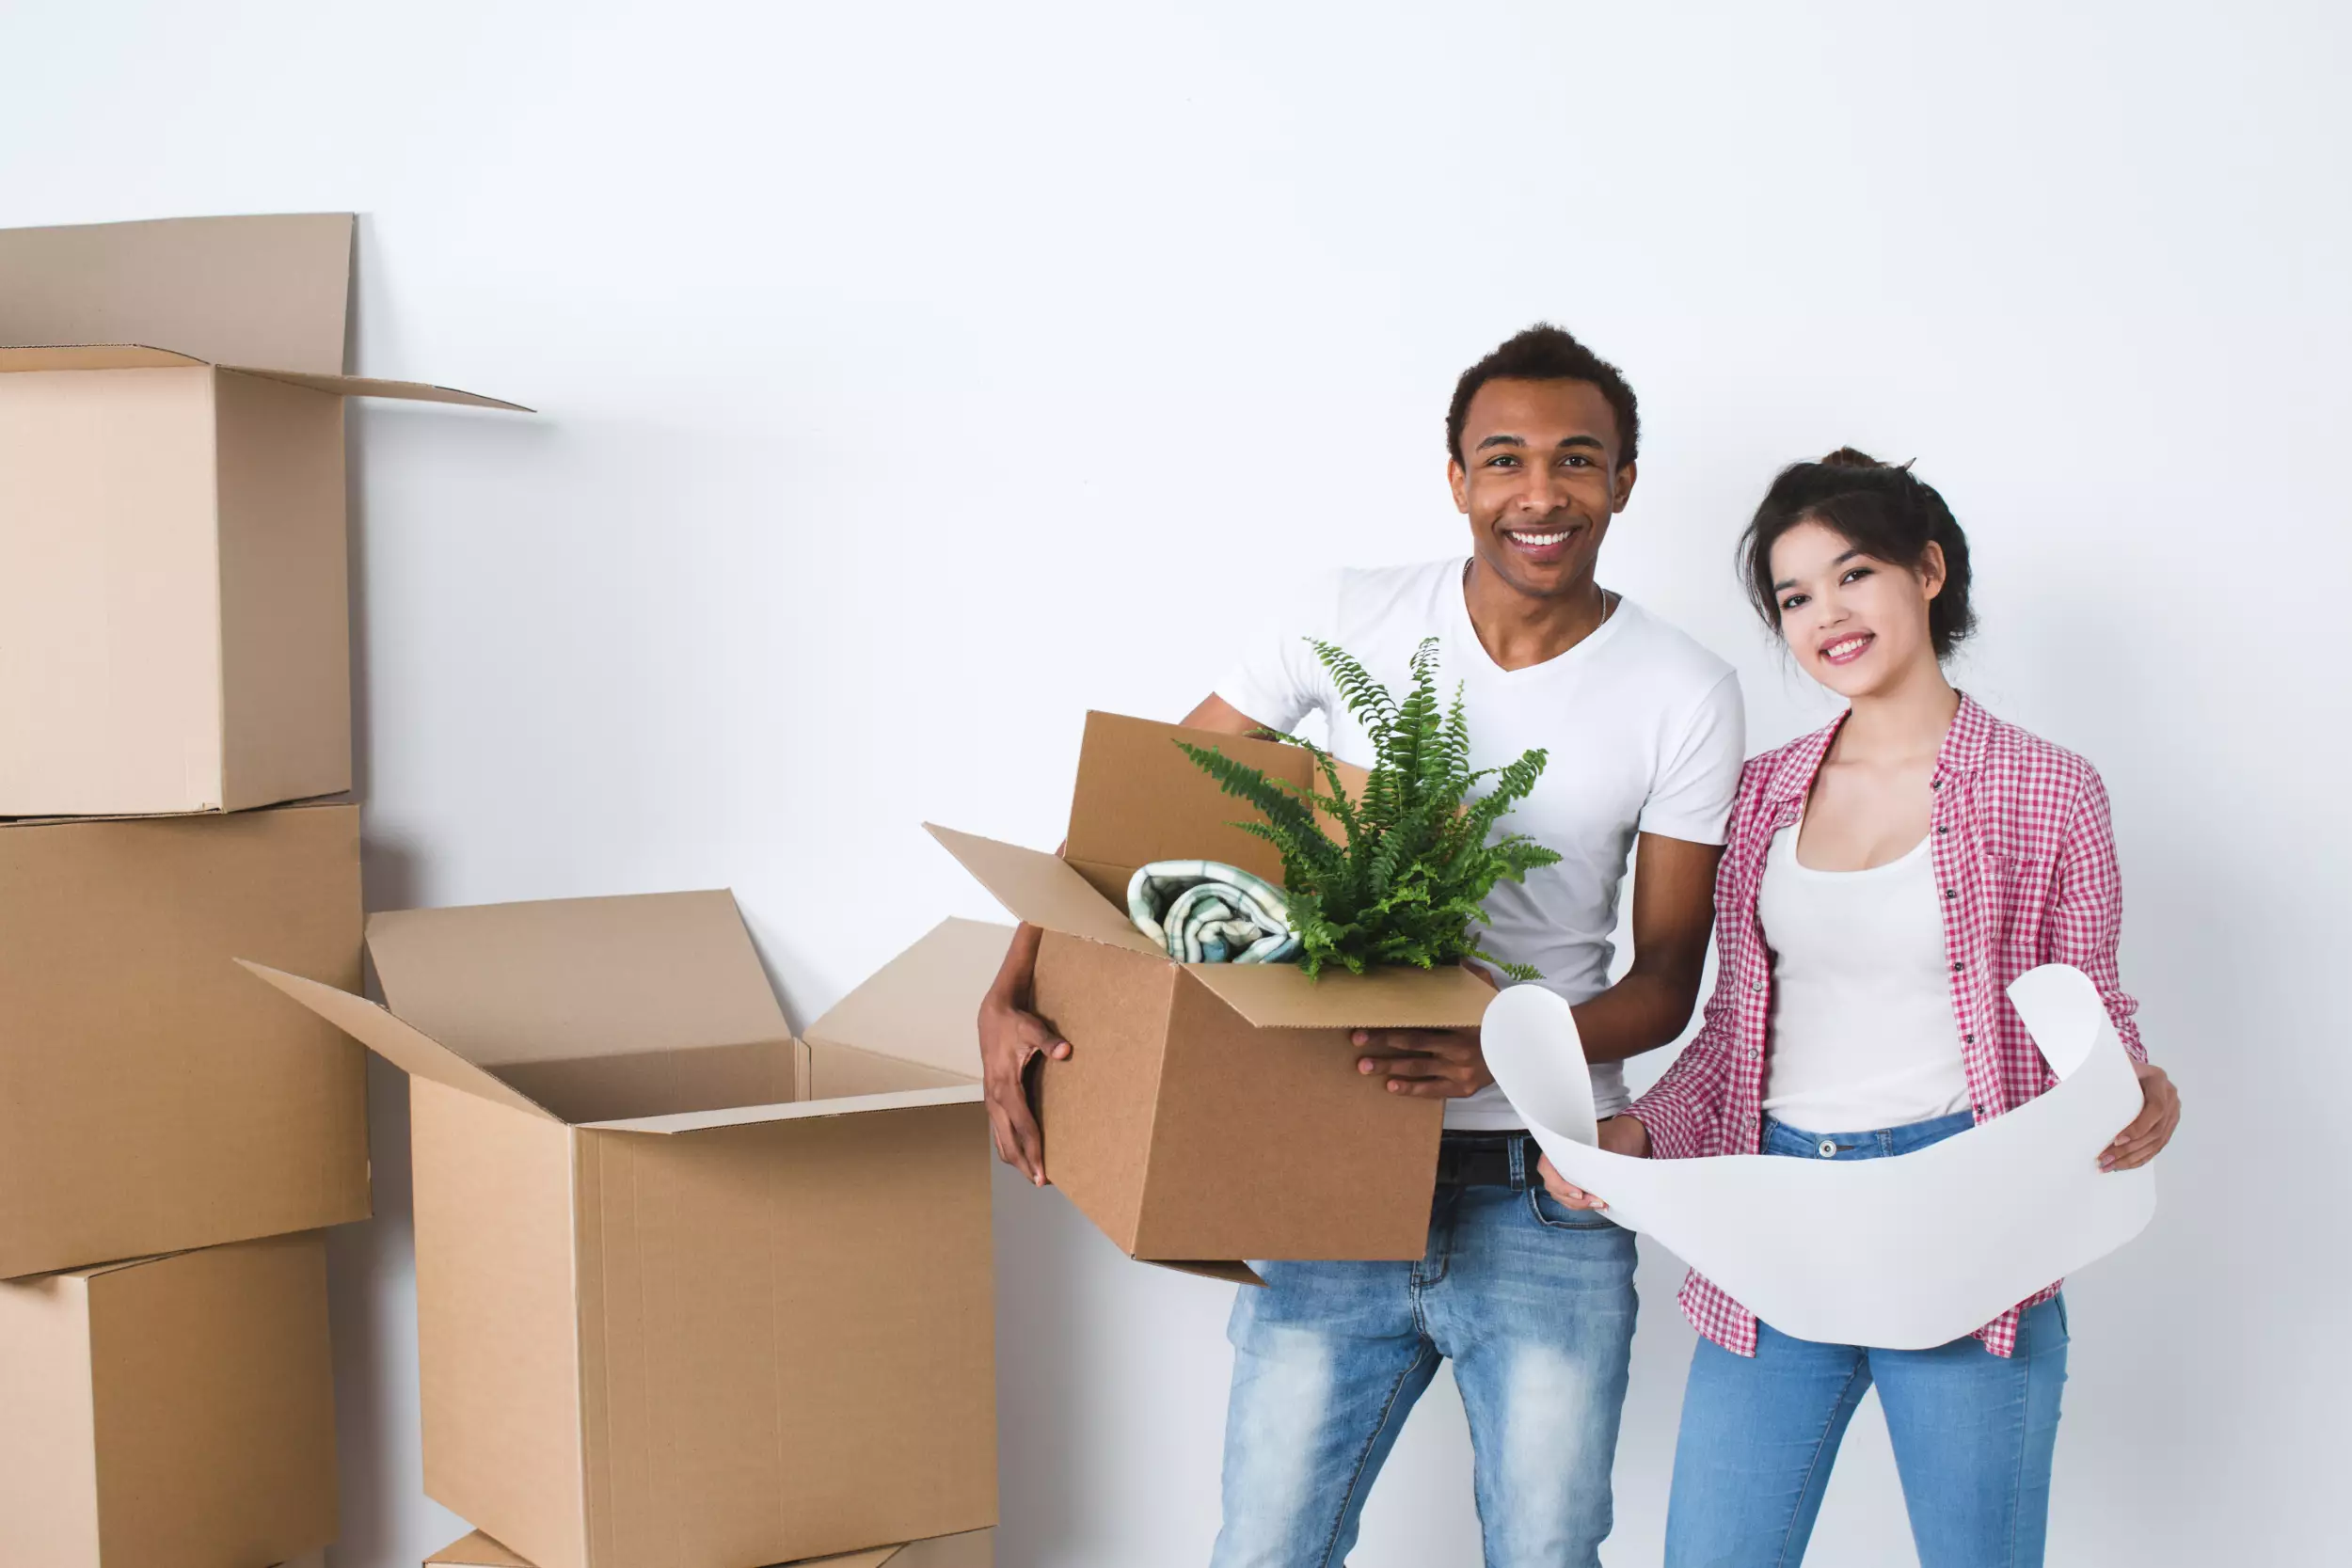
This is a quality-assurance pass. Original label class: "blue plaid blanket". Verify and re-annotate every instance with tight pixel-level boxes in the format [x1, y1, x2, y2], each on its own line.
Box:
[1126, 860, 1302, 964]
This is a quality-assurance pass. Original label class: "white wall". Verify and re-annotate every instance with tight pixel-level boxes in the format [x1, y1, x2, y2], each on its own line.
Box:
[6, 2, 2345, 1561]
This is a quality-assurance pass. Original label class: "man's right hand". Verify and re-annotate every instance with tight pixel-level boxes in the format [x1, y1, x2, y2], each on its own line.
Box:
[980, 990, 1069, 1186]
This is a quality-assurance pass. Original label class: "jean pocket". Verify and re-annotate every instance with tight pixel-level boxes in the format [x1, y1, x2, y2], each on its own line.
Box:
[1527, 1186, 1616, 1230]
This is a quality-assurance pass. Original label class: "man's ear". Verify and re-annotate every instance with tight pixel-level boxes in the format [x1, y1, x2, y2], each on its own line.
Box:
[1449, 458, 1470, 515]
[1613, 459, 1639, 513]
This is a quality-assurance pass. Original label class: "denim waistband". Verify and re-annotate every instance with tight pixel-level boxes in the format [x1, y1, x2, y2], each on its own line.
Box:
[1761, 1108, 1977, 1162]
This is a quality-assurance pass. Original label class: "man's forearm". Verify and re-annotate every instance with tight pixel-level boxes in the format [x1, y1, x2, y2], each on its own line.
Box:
[987, 920, 1043, 1008]
[1568, 965, 1703, 1065]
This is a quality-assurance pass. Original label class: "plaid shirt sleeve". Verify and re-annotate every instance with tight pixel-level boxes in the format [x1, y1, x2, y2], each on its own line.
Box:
[2047, 766, 2146, 1065]
[1629, 961, 1740, 1161]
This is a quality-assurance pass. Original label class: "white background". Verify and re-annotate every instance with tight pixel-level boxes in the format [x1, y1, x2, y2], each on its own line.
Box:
[5, 2, 2346, 1562]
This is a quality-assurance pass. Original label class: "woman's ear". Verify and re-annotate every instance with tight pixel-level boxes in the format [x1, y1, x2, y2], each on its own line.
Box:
[1918, 540, 1948, 603]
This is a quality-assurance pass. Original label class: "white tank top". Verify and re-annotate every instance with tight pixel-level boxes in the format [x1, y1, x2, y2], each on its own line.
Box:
[1756, 823, 1972, 1133]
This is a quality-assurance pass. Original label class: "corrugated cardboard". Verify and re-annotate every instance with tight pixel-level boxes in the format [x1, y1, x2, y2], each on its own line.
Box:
[930, 711, 1493, 1274]
[0, 213, 527, 817]
[424, 1527, 994, 1568]
[244, 898, 1007, 1568]
[0, 800, 369, 1279]
[0, 1231, 339, 1568]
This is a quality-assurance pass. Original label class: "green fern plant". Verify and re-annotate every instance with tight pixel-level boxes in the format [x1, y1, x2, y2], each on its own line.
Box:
[1177, 637, 1562, 980]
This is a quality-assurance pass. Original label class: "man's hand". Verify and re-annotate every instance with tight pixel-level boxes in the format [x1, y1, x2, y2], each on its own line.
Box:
[979, 991, 1069, 1186]
[1352, 1026, 1493, 1099]
[2102, 1061, 2180, 1172]
[1536, 1117, 1651, 1211]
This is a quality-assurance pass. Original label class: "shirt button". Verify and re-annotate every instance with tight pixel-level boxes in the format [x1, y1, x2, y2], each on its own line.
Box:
[1963, 1033, 1975, 1044]
[1945, 888, 1958, 900]
[1951, 960, 1965, 973]
[1936, 826, 1949, 835]
[1750, 980, 1768, 994]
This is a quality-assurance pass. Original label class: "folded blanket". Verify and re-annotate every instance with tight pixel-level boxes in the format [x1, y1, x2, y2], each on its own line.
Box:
[1126, 860, 1302, 964]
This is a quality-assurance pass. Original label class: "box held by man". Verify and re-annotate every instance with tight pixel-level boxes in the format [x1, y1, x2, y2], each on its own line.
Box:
[930, 710, 1494, 1276]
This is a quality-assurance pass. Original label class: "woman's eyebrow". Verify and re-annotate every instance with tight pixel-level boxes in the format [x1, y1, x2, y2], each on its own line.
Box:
[1773, 549, 1866, 592]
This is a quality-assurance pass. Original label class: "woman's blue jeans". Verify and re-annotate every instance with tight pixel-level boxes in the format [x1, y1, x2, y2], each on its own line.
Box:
[1663, 1111, 2070, 1568]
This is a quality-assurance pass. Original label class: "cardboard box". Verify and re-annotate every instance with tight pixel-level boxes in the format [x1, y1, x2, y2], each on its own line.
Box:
[0, 1231, 339, 1568]
[242, 897, 1007, 1568]
[426, 1528, 993, 1568]
[928, 710, 1495, 1275]
[0, 213, 527, 816]
[0, 800, 369, 1279]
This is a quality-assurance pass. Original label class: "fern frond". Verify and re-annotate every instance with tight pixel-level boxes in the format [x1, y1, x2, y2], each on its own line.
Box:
[1175, 641, 1564, 979]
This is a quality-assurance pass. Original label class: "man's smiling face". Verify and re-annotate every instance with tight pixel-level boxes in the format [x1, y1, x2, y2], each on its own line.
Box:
[1448, 376, 1635, 601]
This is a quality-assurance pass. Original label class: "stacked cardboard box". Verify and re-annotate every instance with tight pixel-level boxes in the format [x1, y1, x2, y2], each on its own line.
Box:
[0, 213, 523, 1567]
[427, 1525, 994, 1568]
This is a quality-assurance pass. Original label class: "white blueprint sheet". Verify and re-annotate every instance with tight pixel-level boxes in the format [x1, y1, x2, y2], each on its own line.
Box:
[1483, 965, 2155, 1350]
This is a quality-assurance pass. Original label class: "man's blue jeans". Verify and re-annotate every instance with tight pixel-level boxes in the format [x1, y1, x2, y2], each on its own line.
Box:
[1212, 1150, 1639, 1568]
[1664, 1111, 2071, 1568]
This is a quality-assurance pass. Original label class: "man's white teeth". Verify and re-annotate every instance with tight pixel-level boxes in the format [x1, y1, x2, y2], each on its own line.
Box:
[1510, 531, 1569, 546]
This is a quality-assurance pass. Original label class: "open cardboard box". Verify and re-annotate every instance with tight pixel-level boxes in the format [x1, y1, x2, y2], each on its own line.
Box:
[243, 896, 1008, 1568]
[929, 711, 1492, 1278]
[0, 800, 369, 1280]
[427, 1527, 993, 1568]
[0, 213, 527, 816]
[0, 1231, 339, 1568]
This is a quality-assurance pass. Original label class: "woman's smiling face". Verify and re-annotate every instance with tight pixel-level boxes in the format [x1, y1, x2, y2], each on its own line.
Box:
[1769, 517, 1948, 699]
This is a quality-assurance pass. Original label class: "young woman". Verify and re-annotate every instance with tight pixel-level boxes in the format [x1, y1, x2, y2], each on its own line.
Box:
[1541, 449, 2182, 1567]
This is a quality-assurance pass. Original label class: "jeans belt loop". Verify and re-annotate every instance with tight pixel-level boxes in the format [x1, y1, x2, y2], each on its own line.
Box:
[1508, 1132, 1530, 1190]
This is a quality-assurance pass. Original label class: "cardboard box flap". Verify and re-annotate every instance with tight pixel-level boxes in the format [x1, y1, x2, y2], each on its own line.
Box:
[425, 1531, 533, 1566]
[803, 917, 1013, 1081]
[225, 367, 528, 410]
[0, 343, 210, 372]
[924, 825, 1159, 955]
[1147, 1259, 1267, 1286]
[0, 213, 353, 375]
[237, 959, 560, 1123]
[1186, 959, 1495, 1029]
[579, 1081, 983, 1135]
[366, 891, 790, 1069]
[1065, 711, 1308, 886]
[423, 1528, 987, 1567]
[0, 343, 527, 410]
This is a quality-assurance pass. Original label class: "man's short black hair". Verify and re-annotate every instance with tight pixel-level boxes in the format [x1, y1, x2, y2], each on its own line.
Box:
[1446, 324, 1640, 469]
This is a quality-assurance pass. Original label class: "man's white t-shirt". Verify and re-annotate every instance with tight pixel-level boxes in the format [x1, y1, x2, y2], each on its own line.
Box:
[1215, 558, 1745, 1130]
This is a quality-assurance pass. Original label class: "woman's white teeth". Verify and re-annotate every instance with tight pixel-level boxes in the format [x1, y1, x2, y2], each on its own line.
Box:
[1826, 636, 1870, 658]
[1510, 530, 1570, 546]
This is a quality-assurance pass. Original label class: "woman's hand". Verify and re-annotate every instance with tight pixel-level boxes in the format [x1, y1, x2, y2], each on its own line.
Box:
[2102, 1061, 2180, 1172]
[1536, 1116, 1652, 1210]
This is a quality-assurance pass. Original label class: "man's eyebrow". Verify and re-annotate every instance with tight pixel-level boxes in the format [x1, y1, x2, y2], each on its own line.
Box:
[1555, 434, 1605, 451]
[1772, 550, 1866, 592]
[1474, 434, 1527, 451]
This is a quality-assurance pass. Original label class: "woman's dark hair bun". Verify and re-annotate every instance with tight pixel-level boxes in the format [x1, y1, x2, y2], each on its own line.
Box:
[1736, 448, 1977, 658]
[1818, 446, 1889, 470]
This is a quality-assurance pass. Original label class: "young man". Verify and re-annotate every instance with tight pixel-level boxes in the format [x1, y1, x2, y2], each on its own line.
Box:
[978, 325, 1745, 1566]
